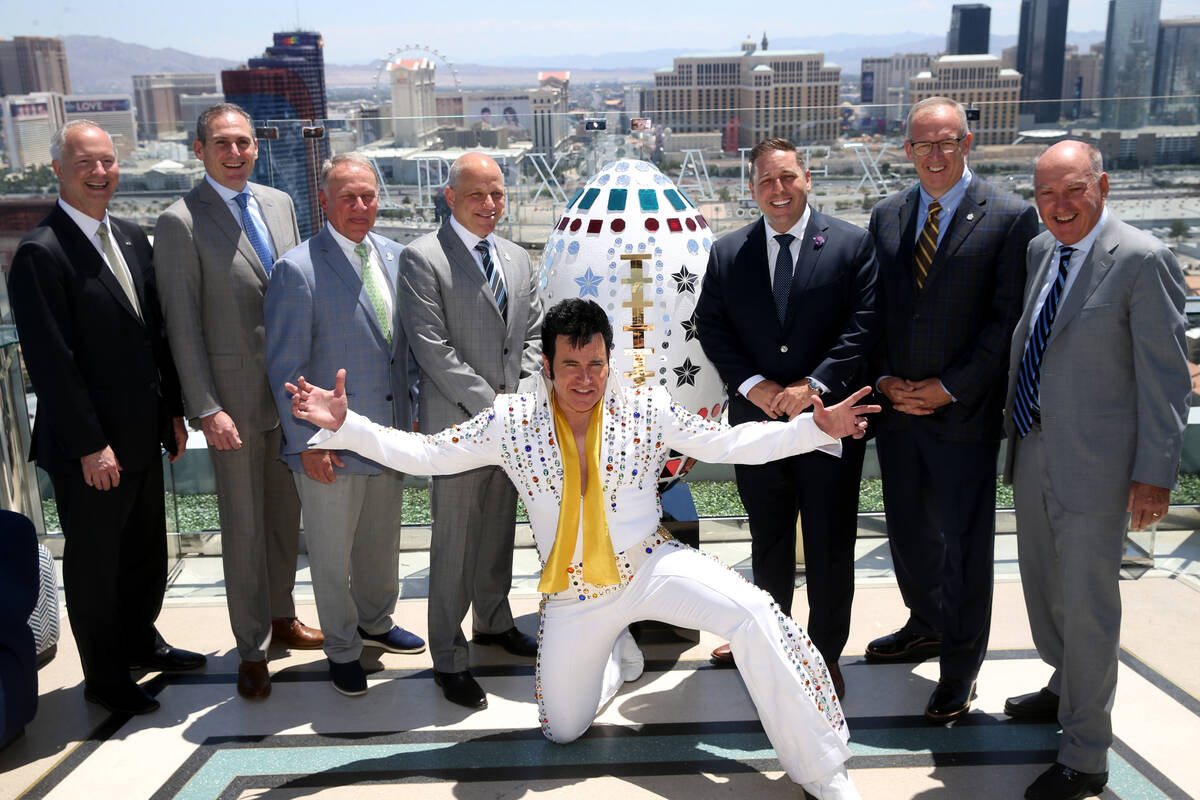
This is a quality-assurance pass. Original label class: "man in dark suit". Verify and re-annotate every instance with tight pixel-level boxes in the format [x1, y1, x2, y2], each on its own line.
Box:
[696, 137, 879, 698]
[1001, 140, 1188, 800]
[7, 121, 203, 716]
[865, 97, 1039, 723]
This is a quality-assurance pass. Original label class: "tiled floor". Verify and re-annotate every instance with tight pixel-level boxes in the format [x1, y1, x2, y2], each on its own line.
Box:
[4, 524, 1199, 800]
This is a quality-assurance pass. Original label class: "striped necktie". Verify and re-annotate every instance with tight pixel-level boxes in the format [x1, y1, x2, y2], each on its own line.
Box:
[235, 191, 276, 276]
[1012, 246, 1076, 437]
[772, 233, 795, 324]
[914, 199, 941, 290]
[355, 242, 392, 347]
[475, 240, 507, 322]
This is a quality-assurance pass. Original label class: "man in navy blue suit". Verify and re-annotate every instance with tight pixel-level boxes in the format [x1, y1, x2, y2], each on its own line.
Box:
[865, 97, 1038, 723]
[696, 138, 879, 699]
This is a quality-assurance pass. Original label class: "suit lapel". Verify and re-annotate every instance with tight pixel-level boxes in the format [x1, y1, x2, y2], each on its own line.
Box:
[897, 188, 921, 297]
[369, 231, 400, 349]
[924, 181, 987, 287]
[1011, 238, 1055, 360]
[110, 219, 149, 320]
[317, 227, 392, 351]
[195, 180, 269, 287]
[1047, 220, 1118, 347]
[782, 211, 828, 328]
[437, 224, 504, 326]
[50, 207, 142, 323]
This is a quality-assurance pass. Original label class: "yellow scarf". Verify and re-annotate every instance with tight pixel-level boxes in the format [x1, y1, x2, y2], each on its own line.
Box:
[538, 392, 621, 593]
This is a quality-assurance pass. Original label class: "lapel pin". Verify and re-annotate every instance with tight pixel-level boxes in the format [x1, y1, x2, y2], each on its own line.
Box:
[386, 252, 394, 261]
[966, 213, 975, 221]
[812, 235, 825, 249]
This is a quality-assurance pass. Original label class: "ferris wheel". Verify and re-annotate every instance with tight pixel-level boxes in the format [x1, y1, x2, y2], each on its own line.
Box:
[372, 45, 464, 105]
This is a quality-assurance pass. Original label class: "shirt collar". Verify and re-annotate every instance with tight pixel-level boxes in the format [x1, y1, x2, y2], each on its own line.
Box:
[57, 197, 108, 240]
[449, 213, 494, 253]
[763, 203, 812, 245]
[205, 173, 248, 203]
[326, 223, 372, 264]
[918, 165, 973, 212]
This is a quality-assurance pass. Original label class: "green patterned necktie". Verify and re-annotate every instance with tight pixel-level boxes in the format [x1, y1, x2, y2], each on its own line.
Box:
[355, 242, 392, 347]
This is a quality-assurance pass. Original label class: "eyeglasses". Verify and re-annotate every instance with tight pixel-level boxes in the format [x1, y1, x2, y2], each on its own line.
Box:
[909, 137, 965, 157]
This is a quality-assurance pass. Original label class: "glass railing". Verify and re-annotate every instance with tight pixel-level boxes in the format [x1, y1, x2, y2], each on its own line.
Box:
[2, 96, 1199, 532]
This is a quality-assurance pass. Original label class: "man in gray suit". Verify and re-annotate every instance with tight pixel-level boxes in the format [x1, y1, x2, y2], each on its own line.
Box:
[1002, 140, 1189, 800]
[155, 103, 323, 701]
[265, 153, 424, 697]
[398, 152, 544, 709]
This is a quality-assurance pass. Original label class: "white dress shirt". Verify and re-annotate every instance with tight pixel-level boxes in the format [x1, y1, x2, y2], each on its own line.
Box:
[205, 174, 278, 256]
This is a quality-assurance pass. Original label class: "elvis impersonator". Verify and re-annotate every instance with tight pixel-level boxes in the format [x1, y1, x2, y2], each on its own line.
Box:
[287, 298, 878, 799]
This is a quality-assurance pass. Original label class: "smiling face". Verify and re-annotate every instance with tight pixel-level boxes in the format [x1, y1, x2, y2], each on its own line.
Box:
[320, 161, 378, 243]
[750, 148, 811, 234]
[446, 154, 505, 238]
[53, 124, 118, 221]
[904, 103, 971, 199]
[544, 333, 610, 422]
[1034, 142, 1108, 246]
[195, 111, 258, 191]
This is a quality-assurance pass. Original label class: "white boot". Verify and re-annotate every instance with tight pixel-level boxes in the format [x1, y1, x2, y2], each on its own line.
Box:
[800, 765, 861, 800]
[618, 627, 644, 682]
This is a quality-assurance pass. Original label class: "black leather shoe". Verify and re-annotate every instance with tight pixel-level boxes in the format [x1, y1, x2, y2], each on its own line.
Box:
[472, 626, 537, 658]
[1024, 763, 1107, 800]
[84, 681, 159, 715]
[433, 669, 488, 709]
[865, 628, 942, 662]
[129, 634, 206, 671]
[1005, 687, 1060, 721]
[925, 678, 976, 723]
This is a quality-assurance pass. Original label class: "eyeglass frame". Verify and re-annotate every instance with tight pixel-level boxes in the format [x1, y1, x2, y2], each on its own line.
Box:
[907, 136, 966, 157]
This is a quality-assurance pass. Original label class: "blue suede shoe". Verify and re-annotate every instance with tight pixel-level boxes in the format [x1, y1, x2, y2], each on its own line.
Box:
[328, 658, 367, 696]
[357, 625, 426, 654]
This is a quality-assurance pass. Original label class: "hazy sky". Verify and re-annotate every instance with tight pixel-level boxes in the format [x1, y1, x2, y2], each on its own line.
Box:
[5, 0, 1196, 65]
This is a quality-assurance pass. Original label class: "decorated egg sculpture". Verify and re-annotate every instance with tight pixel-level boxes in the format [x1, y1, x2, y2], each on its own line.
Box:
[537, 159, 727, 490]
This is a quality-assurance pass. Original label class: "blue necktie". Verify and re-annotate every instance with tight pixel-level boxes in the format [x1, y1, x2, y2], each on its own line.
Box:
[235, 191, 276, 276]
[475, 240, 507, 322]
[1013, 246, 1075, 437]
[772, 233, 795, 324]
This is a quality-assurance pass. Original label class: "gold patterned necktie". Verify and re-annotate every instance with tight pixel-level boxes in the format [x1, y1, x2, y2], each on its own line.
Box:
[914, 199, 941, 290]
[355, 242, 392, 347]
[537, 392, 620, 594]
[97, 223, 141, 319]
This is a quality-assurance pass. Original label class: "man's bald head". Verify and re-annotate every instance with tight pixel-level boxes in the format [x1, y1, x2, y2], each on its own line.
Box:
[445, 153, 506, 238]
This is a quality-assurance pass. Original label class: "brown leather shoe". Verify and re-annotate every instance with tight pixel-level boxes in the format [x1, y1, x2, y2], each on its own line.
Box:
[237, 659, 271, 699]
[710, 642, 734, 666]
[828, 661, 846, 701]
[271, 617, 324, 650]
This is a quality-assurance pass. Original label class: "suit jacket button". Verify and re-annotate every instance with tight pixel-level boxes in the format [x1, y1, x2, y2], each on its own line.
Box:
[503, 348, 510, 355]
[385, 394, 393, 402]
[779, 345, 788, 353]
[500, 384, 507, 391]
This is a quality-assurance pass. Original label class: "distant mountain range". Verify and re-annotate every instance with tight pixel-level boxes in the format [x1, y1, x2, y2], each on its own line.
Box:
[63, 31, 1108, 95]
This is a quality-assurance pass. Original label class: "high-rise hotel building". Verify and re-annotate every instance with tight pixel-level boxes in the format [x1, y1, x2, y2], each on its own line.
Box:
[909, 55, 1021, 146]
[647, 37, 841, 147]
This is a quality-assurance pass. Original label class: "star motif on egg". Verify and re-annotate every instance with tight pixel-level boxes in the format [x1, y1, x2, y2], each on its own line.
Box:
[681, 313, 699, 342]
[575, 267, 602, 298]
[671, 265, 698, 294]
[673, 357, 701, 387]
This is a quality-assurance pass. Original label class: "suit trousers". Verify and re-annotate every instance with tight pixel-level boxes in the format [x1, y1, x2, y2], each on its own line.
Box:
[536, 535, 850, 785]
[211, 425, 302, 661]
[733, 435, 865, 663]
[52, 463, 165, 689]
[428, 465, 518, 672]
[1013, 426, 1126, 774]
[294, 469, 405, 663]
[876, 426, 998, 679]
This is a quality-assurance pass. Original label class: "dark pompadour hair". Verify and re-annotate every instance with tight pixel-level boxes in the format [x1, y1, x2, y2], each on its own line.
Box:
[541, 298, 613, 364]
